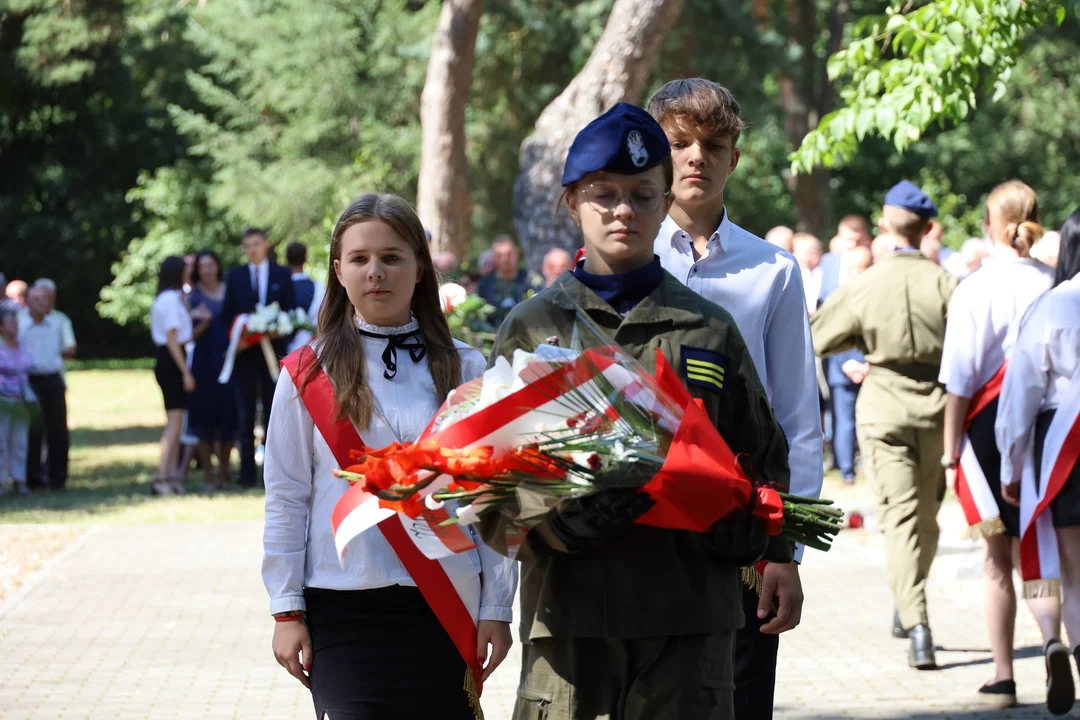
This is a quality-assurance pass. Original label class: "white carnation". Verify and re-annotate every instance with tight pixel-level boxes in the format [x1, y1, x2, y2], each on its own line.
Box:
[455, 504, 481, 525]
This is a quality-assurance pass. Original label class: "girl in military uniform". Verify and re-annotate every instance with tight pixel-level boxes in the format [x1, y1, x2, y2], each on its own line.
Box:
[478, 103, 793, 720]
[939, 180, 1067, 711]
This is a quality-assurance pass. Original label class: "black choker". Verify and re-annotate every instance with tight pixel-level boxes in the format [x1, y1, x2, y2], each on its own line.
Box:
[358, 329, 427, 380]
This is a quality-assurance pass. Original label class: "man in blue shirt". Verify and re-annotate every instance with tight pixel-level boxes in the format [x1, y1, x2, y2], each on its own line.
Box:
[475, 235, 531, 326]
[648, 78, 823, 720]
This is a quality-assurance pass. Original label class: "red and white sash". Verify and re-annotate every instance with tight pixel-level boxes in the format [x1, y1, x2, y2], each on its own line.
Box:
[955, 364, 1008, 538]
[219, 314, 280, 384]
[280, 349, 486, 705]
[1018, 366, 1080, 586]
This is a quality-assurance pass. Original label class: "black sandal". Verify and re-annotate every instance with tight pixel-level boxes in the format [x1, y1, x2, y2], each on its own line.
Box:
[1046, 638, 1076, 716]
[977, 679, 1017, 709]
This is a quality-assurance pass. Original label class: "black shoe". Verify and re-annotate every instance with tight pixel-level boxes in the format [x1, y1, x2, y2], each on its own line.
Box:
[1045, 639, 1075, 716]
[908, 624, 936, 669]
[977, 679, 1017, 709]
[892, 611, 909, 639]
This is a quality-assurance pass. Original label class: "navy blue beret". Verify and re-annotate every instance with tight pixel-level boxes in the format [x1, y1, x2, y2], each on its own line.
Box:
[562, 103, 671, 187]
[884, 180, 938, 218]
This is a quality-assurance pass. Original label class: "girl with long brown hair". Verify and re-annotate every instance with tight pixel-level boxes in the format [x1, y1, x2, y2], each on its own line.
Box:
[261, 193, 515, 719]
[940, 180, 1070, 712]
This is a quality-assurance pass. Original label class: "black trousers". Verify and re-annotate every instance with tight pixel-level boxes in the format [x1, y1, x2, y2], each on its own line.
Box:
[234, 350, 276, 488]
[304, 586, 475, 720]
[733, 584, 779, 719]
[27, 373, 69, 490]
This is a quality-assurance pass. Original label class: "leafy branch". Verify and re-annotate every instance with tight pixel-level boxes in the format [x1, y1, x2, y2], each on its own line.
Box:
[790, 0, 1080, 174]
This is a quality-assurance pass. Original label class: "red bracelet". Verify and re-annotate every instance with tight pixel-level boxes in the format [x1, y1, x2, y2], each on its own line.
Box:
[274, 612, 304, 622]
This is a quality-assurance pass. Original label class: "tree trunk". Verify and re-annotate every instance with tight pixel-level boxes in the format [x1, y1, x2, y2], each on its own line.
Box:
[512, 0, 685, 271]
[416, 0, 485, 261]
[778, 0, 827, 235]
[776, 0, 848, 237]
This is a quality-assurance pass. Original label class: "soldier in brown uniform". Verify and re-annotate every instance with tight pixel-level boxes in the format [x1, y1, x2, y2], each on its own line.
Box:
[811, 181, 959, 669]
[479, 103, 793, 720]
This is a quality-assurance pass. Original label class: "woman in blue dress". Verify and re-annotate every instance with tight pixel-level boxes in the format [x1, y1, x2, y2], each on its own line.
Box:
[187, 250, 237, 491]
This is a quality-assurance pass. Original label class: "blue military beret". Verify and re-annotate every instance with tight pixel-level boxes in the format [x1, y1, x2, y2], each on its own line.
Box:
[562, 102, 671, 187]
[884, 180, 938, 218]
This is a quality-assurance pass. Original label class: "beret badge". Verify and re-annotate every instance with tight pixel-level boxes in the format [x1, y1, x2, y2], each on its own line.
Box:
[627, 130, 649, 168]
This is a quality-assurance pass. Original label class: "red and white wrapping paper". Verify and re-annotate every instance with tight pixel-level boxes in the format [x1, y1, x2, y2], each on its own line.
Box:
[330, 346, 785, 562]
[218, 314, 279, 384]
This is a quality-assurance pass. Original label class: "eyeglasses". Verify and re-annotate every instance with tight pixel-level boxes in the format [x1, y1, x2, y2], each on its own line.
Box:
[579, 182, 669, 215]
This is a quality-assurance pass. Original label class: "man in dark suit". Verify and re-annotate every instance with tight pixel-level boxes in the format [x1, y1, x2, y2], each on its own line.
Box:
[221, 228, 296, 488]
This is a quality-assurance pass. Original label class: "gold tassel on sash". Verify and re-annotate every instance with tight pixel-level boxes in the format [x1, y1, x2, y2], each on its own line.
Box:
[963, 515, 1007, 540]
[465, 666, 485, 720]
[741, 566, 763, 595]
[1023, 578, 1062, 600]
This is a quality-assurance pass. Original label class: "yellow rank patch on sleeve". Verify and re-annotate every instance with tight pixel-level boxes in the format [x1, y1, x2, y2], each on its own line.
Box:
[681, 345, 730, 395]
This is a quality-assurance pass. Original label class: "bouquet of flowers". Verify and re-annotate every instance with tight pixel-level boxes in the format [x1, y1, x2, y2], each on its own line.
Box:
[330, 304, 842, 561]
[245, 302, 313, 337]
[219, 303, 315, 383]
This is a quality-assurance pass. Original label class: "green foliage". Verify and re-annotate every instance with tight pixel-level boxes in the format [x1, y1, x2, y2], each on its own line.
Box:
[0, 0, 195, 355]
[12, 0, 1080, 351]
[446, 294, 497, 355]
[466, 0, 615, 252]
[98, 160, 233, 325]
[791, 0, 1080, 173]
[172, 0, 437, 242]
[833, 27, 1080, 246]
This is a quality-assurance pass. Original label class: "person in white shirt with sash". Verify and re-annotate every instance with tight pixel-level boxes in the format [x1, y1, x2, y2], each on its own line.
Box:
[646, 78, 823, 720]
[940, 180, 1067, 711]
[997, 207, 1080, 716]
[262, 193, 516, 720]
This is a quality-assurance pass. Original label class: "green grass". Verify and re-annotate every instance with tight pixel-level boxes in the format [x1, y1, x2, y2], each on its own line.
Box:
[0, 369, 266, 524]
[65, 357, 155, 371]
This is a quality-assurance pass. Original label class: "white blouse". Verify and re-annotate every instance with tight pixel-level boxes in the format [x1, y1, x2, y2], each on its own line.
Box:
[996, 276, 1080, 485]
[261, 318, 517, 620]
[150, 290, 193, 347]
[939, 257, 1054, 397]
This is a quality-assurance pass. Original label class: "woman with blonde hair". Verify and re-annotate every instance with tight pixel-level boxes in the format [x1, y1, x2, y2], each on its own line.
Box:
[940, 180, 1069, 712]
[262, 193, 516, 719]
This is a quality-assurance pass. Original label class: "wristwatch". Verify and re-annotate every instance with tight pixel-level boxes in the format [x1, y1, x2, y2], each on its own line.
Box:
[940, 455, 959, 469]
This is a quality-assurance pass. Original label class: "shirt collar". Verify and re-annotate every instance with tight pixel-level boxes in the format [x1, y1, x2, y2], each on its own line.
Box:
[659, 207, 732, 257]
[291, 272, 309, 281]
[250, 260, 268, 272]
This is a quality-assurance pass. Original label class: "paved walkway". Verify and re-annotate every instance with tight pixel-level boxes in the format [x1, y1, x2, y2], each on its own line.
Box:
[0, 507, 1074, 719]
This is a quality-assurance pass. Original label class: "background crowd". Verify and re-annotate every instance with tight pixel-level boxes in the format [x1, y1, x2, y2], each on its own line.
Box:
[0, 194, 1067, 503]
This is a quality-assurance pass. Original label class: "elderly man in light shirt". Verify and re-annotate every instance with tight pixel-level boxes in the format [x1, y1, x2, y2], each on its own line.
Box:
[27, 279, 77, 358]
[18, 286, 71, 490]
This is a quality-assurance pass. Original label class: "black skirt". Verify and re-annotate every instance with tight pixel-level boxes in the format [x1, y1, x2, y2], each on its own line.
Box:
[304, 585, 476, 720]
[153, 345, 188, 411]
[968, 397, 1021, 537]
[1033, 409, 1080, 528]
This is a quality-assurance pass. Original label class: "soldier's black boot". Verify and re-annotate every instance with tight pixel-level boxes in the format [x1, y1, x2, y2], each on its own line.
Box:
[892, 610, 909, 639]
[908, 624, 936, 669]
